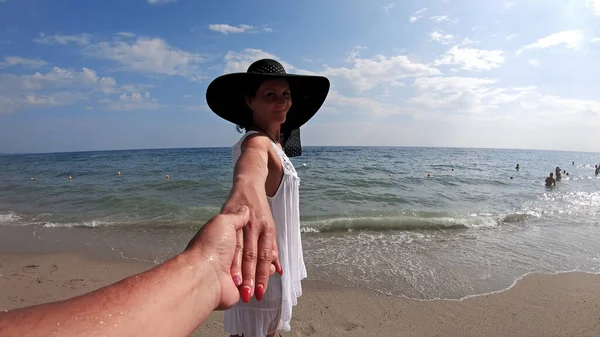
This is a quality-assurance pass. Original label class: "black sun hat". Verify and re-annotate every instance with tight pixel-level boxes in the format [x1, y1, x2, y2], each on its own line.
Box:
[205, 59, 330, 157]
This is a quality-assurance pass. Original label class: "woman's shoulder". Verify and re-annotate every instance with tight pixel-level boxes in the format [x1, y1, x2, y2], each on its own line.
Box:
[239, 132, 272, 152]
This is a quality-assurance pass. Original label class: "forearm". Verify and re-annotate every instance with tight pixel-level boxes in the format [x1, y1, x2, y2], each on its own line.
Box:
[232, 147, 268, 188]
[225, 147, 269, 207]
[0, 251, 218, 337]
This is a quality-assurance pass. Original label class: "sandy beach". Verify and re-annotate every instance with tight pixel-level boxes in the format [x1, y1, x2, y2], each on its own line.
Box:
[1, 253, 599, 337]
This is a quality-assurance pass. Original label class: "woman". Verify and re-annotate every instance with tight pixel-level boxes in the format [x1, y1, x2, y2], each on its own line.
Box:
[206, 59, 330, 337]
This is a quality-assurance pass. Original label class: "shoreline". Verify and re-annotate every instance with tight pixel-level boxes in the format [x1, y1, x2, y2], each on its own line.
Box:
[1, 253, 600, 336]
[2, 224, 600, 302]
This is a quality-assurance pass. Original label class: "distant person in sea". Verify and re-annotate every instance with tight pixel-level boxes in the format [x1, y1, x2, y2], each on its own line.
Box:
[206, 58, 330, 337]
[545, 173, 556, 187]
[515, 164, 520, 171]
[595, 165, 599, 176]
[555, 167, 562, 181]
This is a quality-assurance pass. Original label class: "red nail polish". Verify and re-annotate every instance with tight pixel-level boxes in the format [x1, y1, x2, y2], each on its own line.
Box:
[233, 275, 242, 286]
[255, 285, 264, 301]
[279, 267, 283, 276]
[241, 286, 252, 303]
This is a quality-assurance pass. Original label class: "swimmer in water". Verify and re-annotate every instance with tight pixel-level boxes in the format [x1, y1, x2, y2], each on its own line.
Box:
[545, 173, 556, 187]
[515, 164, 520, 171]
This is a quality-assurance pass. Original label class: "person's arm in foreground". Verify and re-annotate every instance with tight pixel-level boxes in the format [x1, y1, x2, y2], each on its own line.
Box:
[221, 135, 282, 303]
[0, 207, 251, 337]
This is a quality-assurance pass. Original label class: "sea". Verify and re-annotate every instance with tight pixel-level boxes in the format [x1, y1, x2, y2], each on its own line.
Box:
[1, 146, 599, 300]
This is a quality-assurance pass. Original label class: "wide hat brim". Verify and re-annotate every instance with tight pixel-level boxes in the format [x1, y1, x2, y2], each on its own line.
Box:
[205, 73, 330, 132]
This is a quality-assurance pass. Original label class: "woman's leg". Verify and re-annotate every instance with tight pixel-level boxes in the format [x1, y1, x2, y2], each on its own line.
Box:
[266, 332, 277, 337]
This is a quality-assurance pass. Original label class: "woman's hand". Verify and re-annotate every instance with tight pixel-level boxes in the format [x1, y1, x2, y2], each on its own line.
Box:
[221, 185, 282, 303]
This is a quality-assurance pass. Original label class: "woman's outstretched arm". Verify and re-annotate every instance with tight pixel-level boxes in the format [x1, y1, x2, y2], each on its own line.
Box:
[221, 134, 283, 303]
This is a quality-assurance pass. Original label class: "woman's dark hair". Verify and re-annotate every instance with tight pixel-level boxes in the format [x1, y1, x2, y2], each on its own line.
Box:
[235, 78, 269, 132]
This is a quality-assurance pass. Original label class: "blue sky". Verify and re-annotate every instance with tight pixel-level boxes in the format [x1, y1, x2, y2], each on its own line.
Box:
[1, 0, 599, 153]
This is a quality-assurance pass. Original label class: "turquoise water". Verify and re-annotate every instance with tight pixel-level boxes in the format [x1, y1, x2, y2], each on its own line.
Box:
[1, 147, 599, 299]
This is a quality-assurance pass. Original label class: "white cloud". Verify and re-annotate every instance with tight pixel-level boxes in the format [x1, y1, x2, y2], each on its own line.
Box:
[323, 51, 441, 92]
[324, 90, 416, 117]
[223, 48, 314, 75]
[405, 73, 600, 128]
[459, 38, 479, 46]
[413, 76, 497, 93]
[117, 32, 136, 38]
[34, 33, 91, 45]
[147, 0, 177, 4]
[262, 25, 273, 33]
[408, 76, 528, 118]
[430, 15, 454, 23]
[591, 37, 600, 43]
[435, 46, 505, 71]
[0, 67, 116, 92]
[102, 91, 161, 111]
[0, 66, 158, 113]
[517, 30, 584, 54]
[382, 3, 395, 12]
[0, 56, 47, 69]
[85, 37, 205, 78]
[587, 0, 600, 15]
[34, 33, 205, 79]
[26, 94, 64, 106]
[208, 24, 253, 35]
[182, 104, 210, 112]
[506, 34, 519, 40]
[528, 59, 540, 66]
[409, 8, 427, 22]
[0, 91, 90, 113]
[429, 30, 454, 44]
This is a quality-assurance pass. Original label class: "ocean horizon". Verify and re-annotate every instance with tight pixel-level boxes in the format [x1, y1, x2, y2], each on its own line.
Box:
[2, 144, 599, 156]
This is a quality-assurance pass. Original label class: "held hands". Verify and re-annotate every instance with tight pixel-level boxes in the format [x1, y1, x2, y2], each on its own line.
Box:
[221, 187, 283, 303]
[185, 207, 254, 309]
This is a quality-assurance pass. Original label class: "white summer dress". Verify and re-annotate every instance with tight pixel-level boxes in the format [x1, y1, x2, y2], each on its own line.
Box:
[224, 131, 307, 337]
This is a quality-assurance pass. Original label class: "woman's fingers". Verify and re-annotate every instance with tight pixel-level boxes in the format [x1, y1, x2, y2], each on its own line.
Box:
[240, 219, 260, 303]
[253, 223, 275, 301]
[230, 229, 244, 287]
[272, 237, 283, 276]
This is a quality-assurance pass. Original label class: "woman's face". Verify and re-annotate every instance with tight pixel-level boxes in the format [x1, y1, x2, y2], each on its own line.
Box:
[246, 79, 292, 127]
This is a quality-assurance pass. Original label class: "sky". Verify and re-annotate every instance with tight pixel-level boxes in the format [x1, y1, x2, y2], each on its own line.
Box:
[0, 0, 599, 153]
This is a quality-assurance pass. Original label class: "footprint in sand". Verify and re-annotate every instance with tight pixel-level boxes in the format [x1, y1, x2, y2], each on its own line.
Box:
[22, 264, 39, 272]
[296, 321, 317, 336]
[50, 264, 58, 273]
[66, 278, 85, 289]
[341, 322, 364, 332]
[8, 296, 24, 303]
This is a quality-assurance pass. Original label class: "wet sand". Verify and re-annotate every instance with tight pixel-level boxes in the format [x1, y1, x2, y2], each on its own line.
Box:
[1, 253, 599, 336]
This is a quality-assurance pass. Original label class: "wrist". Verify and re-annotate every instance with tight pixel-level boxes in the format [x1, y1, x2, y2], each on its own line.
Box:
[176, 249, 221, 311]
[233, 175, 265, 190]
